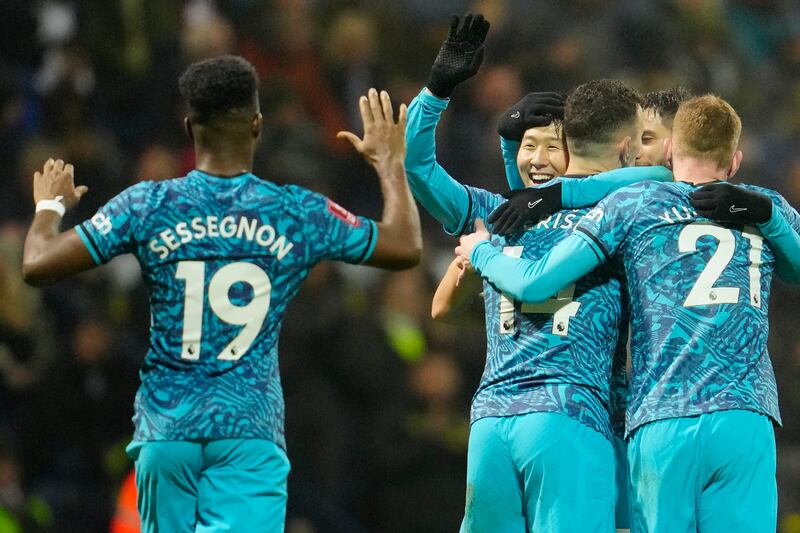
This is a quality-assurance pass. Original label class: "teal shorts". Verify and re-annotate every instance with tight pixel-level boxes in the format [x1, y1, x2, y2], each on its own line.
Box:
[461, 412, 615, 533]
[628, 410, 776, 533]
[613, 434, 631, 530]
[128, 438, 291, 533]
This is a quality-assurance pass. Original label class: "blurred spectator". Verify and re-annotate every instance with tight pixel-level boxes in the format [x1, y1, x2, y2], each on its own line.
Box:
[325, 10, 386, 133]
[0, 439, 53, 533]
[134, 144, 182, 182]
[20, 317, 138, 532]
[2, 1, 800, 529]
[371, 350, 469, 533]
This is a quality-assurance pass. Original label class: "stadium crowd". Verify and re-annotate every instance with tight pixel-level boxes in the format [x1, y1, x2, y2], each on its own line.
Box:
[0, 0, 799, 531]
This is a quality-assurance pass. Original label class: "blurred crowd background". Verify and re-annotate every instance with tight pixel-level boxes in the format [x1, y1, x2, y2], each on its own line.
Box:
[0, 0, 800, 531]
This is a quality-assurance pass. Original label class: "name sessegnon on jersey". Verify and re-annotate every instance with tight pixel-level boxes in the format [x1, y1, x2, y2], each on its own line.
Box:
[75, 170, 378, 449]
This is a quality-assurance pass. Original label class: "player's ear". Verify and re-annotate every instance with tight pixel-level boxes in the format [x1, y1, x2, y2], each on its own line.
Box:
[663, 137, 673, 169]
[727, 149, 743, 179]
[618, 136, 632, 167]
[184, 117, 194, 142]
[252, 113, 263, 139]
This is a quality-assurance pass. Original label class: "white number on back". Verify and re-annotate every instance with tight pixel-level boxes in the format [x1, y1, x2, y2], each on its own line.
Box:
[678, 222, 763, 308]
[498, 246, 582, 336]
[175, 261, 272, 360]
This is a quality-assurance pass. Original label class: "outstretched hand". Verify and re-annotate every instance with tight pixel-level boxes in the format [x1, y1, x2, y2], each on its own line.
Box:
[337, 88, 408, 168]
[426, 13, 490, 98]
[455, 218, 491, 261]
[33, 158, 88, 209]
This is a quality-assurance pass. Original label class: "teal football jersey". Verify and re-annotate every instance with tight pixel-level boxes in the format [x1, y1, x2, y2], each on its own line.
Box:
[76, 170, 378, 448]
[575, 180, 799, 435]
[462, 185, 628, 441]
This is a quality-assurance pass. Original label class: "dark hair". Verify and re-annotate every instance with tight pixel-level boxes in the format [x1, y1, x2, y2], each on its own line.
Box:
[641, 87, 693, 121]
[564, 79, 641, 153]
[178, 55, 258, 124]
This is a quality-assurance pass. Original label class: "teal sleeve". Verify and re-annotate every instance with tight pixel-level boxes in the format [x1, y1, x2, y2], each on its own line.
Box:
[559, 166, 673, 208]
[469, 233, 602, 303]
[405, 88, 471, 234]
[74, 224, 103, 265]
[757, 205, 800, 284]
[500, 137, 525, 190]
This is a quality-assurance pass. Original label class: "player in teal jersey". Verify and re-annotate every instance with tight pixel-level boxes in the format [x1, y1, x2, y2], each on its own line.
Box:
[458, 95, 800, 532]
[21, 55, 422, 532]
[408, 14, 676, 531]
[432, 86, 648, 533]
[486, 86, 693, 531]
[637, 87, 694, 167]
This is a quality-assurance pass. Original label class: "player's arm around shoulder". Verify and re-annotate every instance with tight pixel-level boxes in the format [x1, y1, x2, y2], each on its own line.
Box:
[559, 165, 673, 208]
[431, 256, 485, 327]
[22, 159, 95, 286]
[751, 188, 800, 283]
[690, 182, 800, 283]
[338, 89, 422, 270]
[455, 219, 604, 304]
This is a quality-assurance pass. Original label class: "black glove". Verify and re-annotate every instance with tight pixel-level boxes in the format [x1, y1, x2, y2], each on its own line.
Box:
[426, 13, 490, 98]
[690, 182, 773, 225]
[487, 183, 563, 235]
[497, 92, 566, 141]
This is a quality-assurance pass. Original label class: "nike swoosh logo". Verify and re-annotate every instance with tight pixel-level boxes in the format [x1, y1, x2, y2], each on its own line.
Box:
[729, 206, 748, 213]
[528, 199, 543, 209]
[511, 111, 521, 119]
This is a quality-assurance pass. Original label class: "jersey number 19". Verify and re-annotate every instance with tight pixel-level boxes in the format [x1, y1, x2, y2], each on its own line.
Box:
[175, 261, 271, 361]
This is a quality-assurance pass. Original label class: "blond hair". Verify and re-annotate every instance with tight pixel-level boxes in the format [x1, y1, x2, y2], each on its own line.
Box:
[672, 95, 741, 167]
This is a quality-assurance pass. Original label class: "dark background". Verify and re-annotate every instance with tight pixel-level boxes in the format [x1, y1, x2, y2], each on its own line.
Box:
[0, 0, 799, 531]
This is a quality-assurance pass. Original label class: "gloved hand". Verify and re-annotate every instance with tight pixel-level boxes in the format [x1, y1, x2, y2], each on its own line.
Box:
[690, 182, 772, 225]
[497, 92, 566, 141]
[487, 183, 563, 235]
[426, 13, 490, 99]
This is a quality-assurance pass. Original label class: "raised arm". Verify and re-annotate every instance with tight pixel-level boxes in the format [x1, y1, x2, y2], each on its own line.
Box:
[22, 159, 95, 286]
[405, 91, 471, 233]
[455, 220, 602, 303]
[338, 89, 421, 270]
[500, 137, 524, 191]
[404, 13, 490, 233]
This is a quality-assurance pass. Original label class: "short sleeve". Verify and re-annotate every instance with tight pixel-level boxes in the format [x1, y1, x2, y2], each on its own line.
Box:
[290, 186, 378, 265]
[454, 186, 505, 236]
[573, 185, 646, 262]
[74, 181, 152, 265]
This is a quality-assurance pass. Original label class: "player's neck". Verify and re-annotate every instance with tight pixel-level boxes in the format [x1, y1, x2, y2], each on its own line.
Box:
[565, 154, 623, 175]
[194, 146, 254, 176]
[671, 158, 728, 185]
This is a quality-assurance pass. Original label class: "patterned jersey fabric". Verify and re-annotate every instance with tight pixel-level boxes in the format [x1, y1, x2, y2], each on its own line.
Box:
[75, 170, 378, 449]
[575, 180, 799, 435]
[461, 185, 628, 442]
